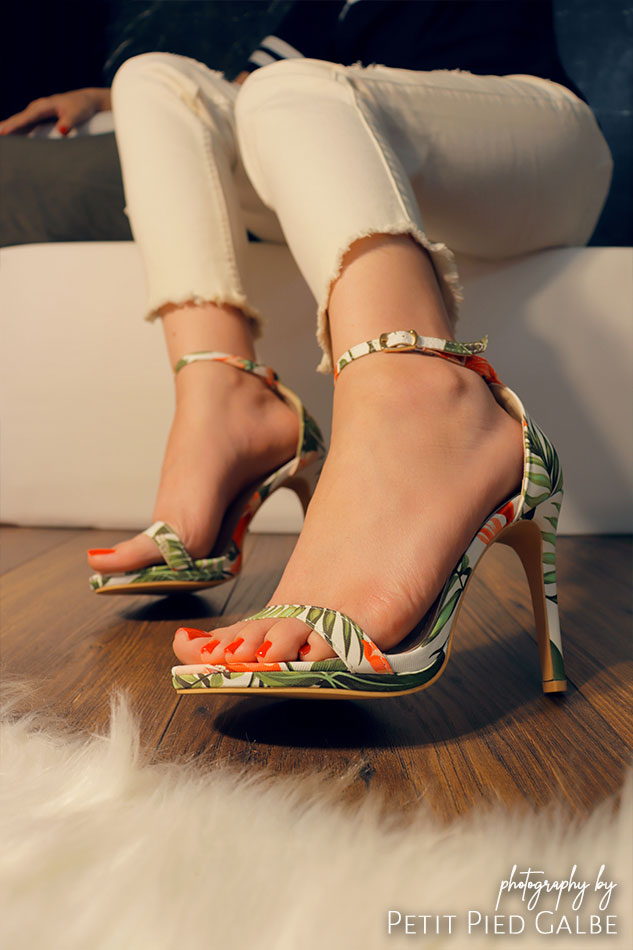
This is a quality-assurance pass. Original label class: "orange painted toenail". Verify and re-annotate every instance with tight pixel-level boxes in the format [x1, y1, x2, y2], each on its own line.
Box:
[224, 637, 244, 655]
[298, 643, 311, 657]
[178, 627, 209, 640]
[200, 638, 221, 655]
[87, 548, 116, 555]
[256, 640, 272, 658]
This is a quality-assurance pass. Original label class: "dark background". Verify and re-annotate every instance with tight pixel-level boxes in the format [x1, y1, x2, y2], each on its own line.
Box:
[2, 0, 631, 245]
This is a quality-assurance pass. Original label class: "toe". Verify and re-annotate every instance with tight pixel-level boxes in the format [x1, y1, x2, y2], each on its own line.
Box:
[174, 616, 338, 668]
[223, 619, 275, 662]
[297, 630, 337, 663]
[197, 623, 248, 665]
[263, 618, 334, 662]
[173, 626, 220, 664]
[177, 620, 256, 666]
[87, 534, 162, 573]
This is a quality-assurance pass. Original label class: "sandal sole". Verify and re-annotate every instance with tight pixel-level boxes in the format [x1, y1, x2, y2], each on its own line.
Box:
[94, 578, 231, 595]
[171, 521, 569, 698]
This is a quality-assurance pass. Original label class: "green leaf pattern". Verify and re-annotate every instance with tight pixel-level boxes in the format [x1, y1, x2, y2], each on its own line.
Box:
[301, 407, 327, 456]
[522, 415, 563, 511]
[144, 522, 195, 571]
[521, 415, 564, 628]
[89, 540, 239, 590]
[244, 604, 392, 673]
[172, 652, 445, 693]
[170, 340, 567, 695]
[334, 332, 489, 377]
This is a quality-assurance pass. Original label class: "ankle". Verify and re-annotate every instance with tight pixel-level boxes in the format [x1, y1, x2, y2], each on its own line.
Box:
[172, 360, 298, 455]
[333, 353, 519, 460]
[174, 358, 265, 407]
[160, 301, 258, 367]
[335, 349, 484, 406]
[328, 236, 454, 356]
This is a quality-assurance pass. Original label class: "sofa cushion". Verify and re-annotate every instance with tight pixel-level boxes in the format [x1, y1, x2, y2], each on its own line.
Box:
[1, 241, 631, 534]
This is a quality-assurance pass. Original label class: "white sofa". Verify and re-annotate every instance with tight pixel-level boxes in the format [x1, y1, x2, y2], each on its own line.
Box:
[2, 237, 631, 535]
[2, 116, 631, 534]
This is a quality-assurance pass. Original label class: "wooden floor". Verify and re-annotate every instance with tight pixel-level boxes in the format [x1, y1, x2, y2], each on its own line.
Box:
[1, 526, 631, 819]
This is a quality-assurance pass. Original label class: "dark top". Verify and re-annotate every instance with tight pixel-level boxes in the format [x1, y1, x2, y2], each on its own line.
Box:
[247, 0, 586, 102]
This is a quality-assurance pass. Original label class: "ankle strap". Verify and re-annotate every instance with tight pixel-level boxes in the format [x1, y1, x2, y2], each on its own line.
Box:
[174, 351, 280, 391]
[334, 330, 491, 380]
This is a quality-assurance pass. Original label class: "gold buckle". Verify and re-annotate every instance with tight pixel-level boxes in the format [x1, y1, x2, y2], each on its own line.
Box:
[378, 329, 419, 351]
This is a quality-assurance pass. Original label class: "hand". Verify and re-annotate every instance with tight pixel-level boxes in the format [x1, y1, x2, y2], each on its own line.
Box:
[0, 88, 112, 136]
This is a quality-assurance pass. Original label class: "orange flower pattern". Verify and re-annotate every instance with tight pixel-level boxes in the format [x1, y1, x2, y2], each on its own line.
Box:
[173, 334, 565, 695]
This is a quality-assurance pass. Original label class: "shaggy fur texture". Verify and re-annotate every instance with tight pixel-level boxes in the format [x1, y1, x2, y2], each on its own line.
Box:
[1, 690, 630, 950]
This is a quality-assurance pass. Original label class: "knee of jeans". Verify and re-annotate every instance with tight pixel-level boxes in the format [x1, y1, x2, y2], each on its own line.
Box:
[236, 57, 347, 124]
[111, 52, 182, 98]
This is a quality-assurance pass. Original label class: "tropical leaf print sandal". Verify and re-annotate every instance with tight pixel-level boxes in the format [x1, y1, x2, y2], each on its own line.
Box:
[90, 352, 326, 596]
[172, 331, 566, 697]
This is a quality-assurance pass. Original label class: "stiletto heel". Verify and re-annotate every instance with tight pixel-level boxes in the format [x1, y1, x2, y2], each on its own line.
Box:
[282, 466, 321, 516]
[497, 494, 566, 693]
[89, 353, 326, 595]
[172, 331, 567, 699]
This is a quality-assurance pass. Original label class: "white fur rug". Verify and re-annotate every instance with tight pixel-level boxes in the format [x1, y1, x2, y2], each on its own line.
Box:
[1, 690, 631, 950]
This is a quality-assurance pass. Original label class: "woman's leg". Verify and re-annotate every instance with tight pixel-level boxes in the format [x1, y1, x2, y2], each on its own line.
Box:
[176, 230, 524, 665]
[87, 54, 297, 575]
[175, 58, 611, 664]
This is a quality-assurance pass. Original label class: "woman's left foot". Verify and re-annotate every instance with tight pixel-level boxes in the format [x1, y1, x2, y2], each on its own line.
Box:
[174, 353, 524, 666]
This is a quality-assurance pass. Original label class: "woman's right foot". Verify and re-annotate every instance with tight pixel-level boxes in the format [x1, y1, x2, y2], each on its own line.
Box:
[87, 359, 299, 575]
[175, 352, 524, 666]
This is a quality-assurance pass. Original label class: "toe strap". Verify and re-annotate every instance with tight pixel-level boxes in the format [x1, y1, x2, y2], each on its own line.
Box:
[246, 604, 394, 673]
[143, 522, 195, 571]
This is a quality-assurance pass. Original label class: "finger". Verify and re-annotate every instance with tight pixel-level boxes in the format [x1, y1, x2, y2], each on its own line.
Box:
[56, 97, 98, 134]
[1, 99, 57, 135]
[56, 106, 89, 134]
[0, 113, 34, 135]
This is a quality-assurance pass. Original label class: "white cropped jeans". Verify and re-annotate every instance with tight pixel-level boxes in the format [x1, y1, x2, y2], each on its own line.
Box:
[112, 53, 613, 371]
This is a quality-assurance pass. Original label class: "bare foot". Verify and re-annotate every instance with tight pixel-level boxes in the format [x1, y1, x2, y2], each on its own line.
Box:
[87, 360, 298, 575]
[174, 354, 524, 666]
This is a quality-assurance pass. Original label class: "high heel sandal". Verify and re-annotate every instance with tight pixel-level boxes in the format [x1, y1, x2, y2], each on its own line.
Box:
[171, 331, 566, 696]
[89, 352, 326, 595]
